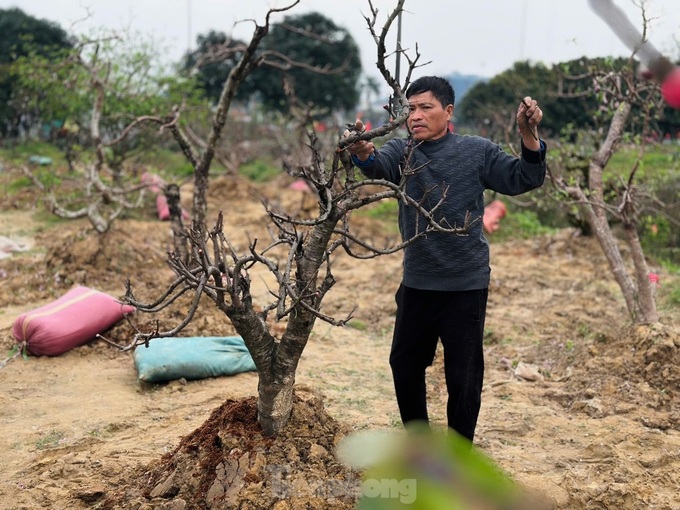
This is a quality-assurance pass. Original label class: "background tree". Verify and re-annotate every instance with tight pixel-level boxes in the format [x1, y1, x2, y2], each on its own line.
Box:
[185, 12, 362, 116]
[456, 25, 671, 325]
[182, 30, 251, 106]
[252, 12, 362, 113]
[458, 54, 679, 141]
[0, 7, 74, 137]
[12, 31, 194, 233]
[180, 31, 277, 176]
[549, 55, 667, 323]
[456, 57, 641, 139]
[457, 61, 561, 141]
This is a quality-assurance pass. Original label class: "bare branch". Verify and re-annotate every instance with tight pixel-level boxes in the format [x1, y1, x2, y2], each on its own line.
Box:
[190, 2, 301, 229]
[261, 50, 352, 74]
[277, 22, 339, 43]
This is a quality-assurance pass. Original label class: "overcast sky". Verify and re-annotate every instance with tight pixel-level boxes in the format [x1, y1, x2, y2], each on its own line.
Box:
[4, 0, 679, 91]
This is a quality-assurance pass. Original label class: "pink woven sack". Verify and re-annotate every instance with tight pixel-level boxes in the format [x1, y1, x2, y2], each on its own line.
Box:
[12, 286, 135, 356]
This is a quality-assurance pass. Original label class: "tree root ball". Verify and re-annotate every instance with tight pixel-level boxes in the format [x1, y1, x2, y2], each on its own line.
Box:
[102, 388, 360, 510]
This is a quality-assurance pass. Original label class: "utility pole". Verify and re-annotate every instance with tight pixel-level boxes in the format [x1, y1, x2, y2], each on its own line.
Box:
[519, 0, 527, 61]
[187, 0, 192, 54]
[395, 9, 402, 86]
[388, 8, 404, 121]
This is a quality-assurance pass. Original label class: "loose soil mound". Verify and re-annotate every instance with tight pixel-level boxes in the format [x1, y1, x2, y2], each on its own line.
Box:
[102, 389, 358, 510]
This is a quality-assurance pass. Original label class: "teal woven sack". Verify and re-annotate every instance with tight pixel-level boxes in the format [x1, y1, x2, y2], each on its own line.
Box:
[134, 336, 256, 383]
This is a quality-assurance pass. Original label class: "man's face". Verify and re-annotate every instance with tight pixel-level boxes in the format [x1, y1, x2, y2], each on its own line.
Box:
[406, 91, 453, 141]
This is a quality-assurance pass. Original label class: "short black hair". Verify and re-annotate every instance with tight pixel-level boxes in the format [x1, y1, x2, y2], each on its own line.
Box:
[406, 76, 455, 108]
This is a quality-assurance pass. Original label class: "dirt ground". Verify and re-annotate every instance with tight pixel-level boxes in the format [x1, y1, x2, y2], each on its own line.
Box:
[0, 172, 679, 509]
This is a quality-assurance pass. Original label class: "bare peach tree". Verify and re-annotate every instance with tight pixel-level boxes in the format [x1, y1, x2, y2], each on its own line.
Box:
[124, 0, 479, 435]
[14, 34, 188, 234]
[549, 9, 670, 324]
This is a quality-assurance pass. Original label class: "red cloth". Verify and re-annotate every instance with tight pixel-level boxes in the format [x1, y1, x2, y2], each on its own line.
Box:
[483, 200, 507, 234]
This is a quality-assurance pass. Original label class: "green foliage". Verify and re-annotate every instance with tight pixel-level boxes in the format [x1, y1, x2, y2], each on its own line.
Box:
[547, 101, 680, 259]
[4, 29, 207, 233]
[6, 175, 32, 193]
[35, 429, 65, 450]
[455, 56, 677, 140]
[4, 344, 28, 361]
[347, 319, 368, 331]
[456, 60, 560, 138]
[9, 28, 199, 168]
[607, 144, 680, 265]
[0, 140, 63, 163]
[664, 282, 680, 306]
[167, 162, 196, 179]
[511, 208, 557, 236]
[642, 216, 680, 267]
[355, 199, 400, 235]
[10, 49, 86, 131]
[133, 147, 196, 180]
[358, 199, 398, 221]
[655, 260, 680, 309]
[32, 207, 71, 228]
[607, 144, 680, 180]
[488, 209, 556, 242]
[239, 160, 280, 182]
[31, 167, 62, 189]
[343, 426, 525, 510]
[0, 7, 74, 136]
[0, 8, 73, 64]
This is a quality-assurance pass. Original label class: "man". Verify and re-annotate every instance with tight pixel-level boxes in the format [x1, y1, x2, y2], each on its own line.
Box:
[345, 76, 546, 442]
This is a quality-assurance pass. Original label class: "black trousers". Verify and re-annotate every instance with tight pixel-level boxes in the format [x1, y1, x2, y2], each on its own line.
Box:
[389, 284, 488, 442]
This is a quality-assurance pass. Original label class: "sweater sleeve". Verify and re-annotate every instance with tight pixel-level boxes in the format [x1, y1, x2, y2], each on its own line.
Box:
[482, 139, 547, 195]
[355, 138, 407, 185]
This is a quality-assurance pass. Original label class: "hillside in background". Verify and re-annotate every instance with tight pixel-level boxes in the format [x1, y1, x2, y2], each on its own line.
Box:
[446, 71, 487, 102]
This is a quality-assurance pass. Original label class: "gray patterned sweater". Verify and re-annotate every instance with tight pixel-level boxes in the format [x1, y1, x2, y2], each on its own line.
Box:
[355, 132, 547, 291]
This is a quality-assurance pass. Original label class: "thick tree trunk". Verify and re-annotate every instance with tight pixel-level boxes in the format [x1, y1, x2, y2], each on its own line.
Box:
[229, 214, 339, 435]
[257, 373, 296, 436]
[623, 220, 659, 323]
[572, 187, 639, 317]
[235, 313, 317, 435]
[192, 168, 209, 231]
[585, 103, 639, 317]
[227, 308, 293, 436]
[235, 305, 317, 436]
